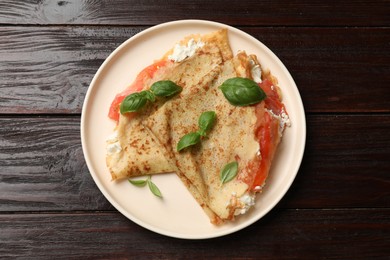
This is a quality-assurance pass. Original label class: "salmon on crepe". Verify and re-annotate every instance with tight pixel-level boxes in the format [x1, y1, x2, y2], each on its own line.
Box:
[106, 29, 290, 224]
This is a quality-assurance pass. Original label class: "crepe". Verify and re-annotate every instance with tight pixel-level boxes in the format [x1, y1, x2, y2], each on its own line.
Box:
[106, 29, 290, 224]
[106, 29, 229, 180]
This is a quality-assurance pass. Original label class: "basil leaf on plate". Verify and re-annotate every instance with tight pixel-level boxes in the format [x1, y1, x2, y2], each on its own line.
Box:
[129, 177, 163, 198]
[220, 161, 238, 184]
[147, 176, 163, 198]
[219, 77, 266, 106]
[150, 80, 182, 97]
[128, 178, 147, 187]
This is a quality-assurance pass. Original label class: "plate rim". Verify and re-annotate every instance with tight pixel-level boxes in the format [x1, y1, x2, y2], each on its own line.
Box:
[81, 19, 306, 239]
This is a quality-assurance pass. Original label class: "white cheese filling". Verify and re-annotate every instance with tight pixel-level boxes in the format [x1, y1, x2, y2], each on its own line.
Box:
[249, 59, 262, 83]
[106, 131, 122, 155]
[233, 192, 256, 216]
[168, 39, 205, 62]
[267, 108, 291, 136]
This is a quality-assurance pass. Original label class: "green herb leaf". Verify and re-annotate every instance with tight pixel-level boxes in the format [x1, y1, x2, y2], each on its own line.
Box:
[220, 161, 238, 184]
[147, 176, 162, 198]
[197, 129, 207, 137]
[120, 92, 148, 114]
[120, 80, 181, 115]
[177, 111, 217, 151]
[177, 132, 201, 152]
[128, 178, 147, 187]
[150, 80, 182, 97]
[143, 90, 156, 102]
[219, 77, 266, 106]
[198, 111, 216, 134]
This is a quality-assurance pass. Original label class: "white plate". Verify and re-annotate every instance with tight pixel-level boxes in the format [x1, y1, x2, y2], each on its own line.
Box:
[81, 20, 306, 239]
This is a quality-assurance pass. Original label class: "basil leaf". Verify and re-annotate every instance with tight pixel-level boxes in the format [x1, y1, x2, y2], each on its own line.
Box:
[142, 90, 156, 102]
[197, 129, 207, 137]
[177, 132, 201, 152]
[219, 77, 266, 106]
[150, 80, 182, 97]
[147, 177, 162, 198]
[120, 92, 147, 114]
[128, 178, 147, 187]
[119, 80, 181, 115]
[220, 161, 238, 184]
[198, 111, 216, 134]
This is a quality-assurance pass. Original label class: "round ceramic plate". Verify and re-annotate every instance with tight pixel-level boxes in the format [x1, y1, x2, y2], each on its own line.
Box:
[81, 20, 306, 239]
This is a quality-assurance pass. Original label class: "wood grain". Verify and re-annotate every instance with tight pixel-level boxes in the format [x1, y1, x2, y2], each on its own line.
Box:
[0, 0, 389, 26]
[0, 209, 389, 259]
[0, 0, 388, 257]
[283, 114, 390, 209]
[1, 115, 389, 212]
[1, 26, 389, 114]
[0, 26, 141, 114]
[0, 116, 112, 211]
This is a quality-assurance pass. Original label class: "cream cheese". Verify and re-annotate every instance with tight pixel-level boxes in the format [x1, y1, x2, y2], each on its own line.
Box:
[106, 131, 119, 143]
[249, 58, 262, 83]
[106, 142, 121, 154]
[106, 131, 122, 155]
[168, 39, 205, 62]
[251, 60, 262, 83]
[267, 108, 291, 136]
[233, 192, 256, 216]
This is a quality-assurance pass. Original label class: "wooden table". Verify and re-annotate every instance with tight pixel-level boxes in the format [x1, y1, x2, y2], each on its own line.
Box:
[1, 1, 389, 258]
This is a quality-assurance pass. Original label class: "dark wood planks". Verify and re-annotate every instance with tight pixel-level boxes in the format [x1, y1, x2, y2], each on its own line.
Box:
[1, 26, 389, 114]
[0, 209, 389, 258]
[0, 1, 388, 258]
[0, 26, 142, 114]
[0, 116, 112, 211]
[0, 0, 389, 26]
[1, 115, 389, 212]
[283, 114, 390, 209]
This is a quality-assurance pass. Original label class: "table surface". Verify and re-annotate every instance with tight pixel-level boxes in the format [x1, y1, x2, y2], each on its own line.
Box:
[1, 1, 389, 259]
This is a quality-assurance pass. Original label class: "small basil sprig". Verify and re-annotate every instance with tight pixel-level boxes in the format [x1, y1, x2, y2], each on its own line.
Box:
[177, 111, 216, 152]
[128, 178, 147, 187]
[128, 176, 162, 198]
[147, 177, 162, 198]
[220, 161, 238, 184]
[120, 80, 182, 114]
[219, 77, 266, 106]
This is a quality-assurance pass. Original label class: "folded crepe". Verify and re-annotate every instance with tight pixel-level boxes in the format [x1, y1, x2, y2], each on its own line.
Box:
[106, 29, 230, 179]
[106, 29, 290, 224]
